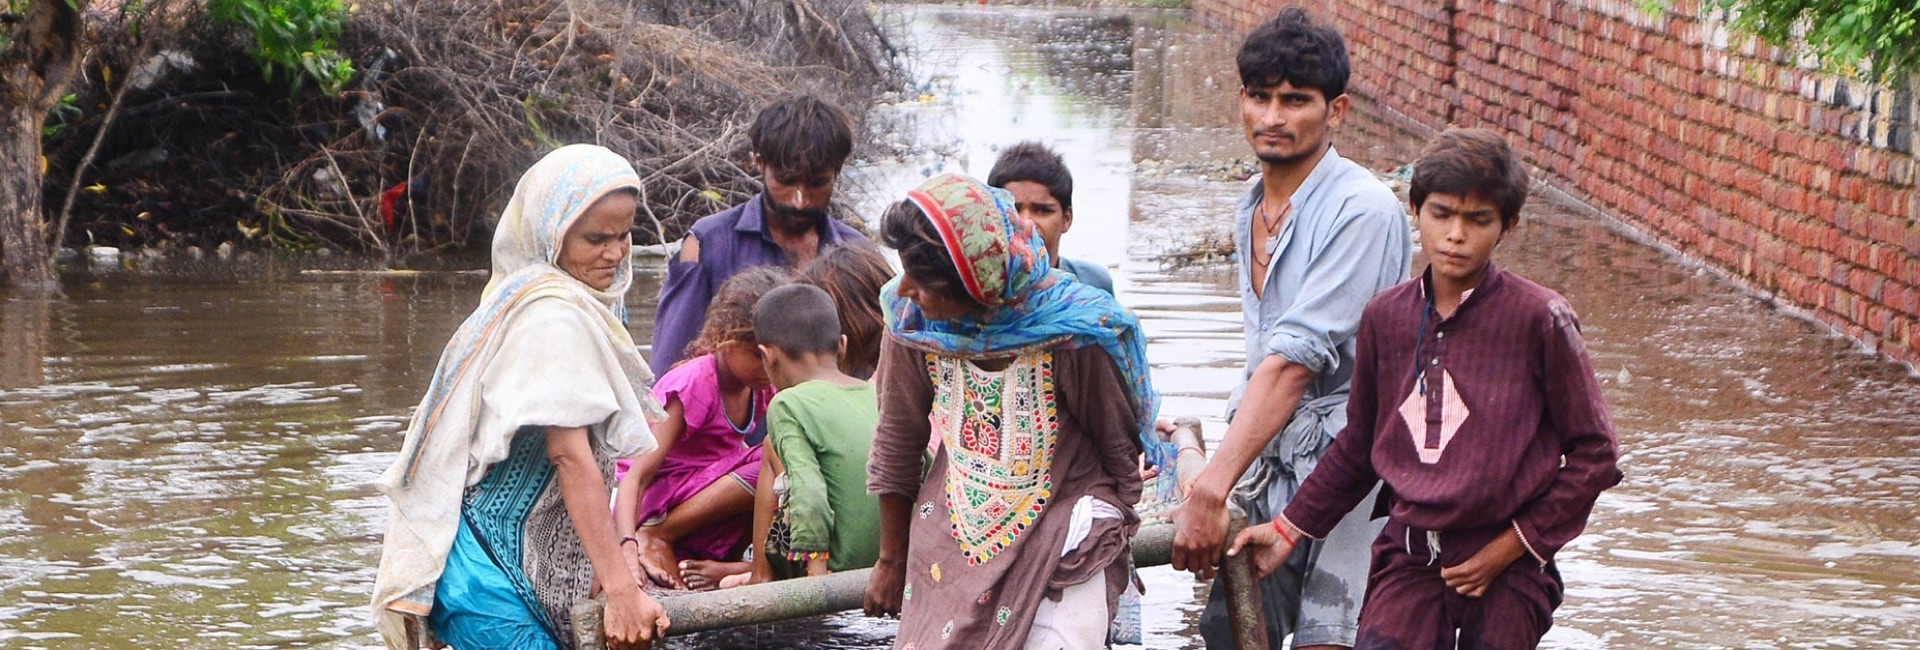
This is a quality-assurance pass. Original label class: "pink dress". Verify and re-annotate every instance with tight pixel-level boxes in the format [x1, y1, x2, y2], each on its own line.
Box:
[625, 353, 772, 560]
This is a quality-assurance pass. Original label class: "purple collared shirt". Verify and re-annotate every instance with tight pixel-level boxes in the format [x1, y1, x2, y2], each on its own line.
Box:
[649, 194, 865, 375]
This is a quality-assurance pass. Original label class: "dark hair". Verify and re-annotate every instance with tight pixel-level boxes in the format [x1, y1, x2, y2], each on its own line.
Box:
[986, 141, 1074, 212]
[748, 94, 854, 179]
[753, 284, 842, 357]
[1409, 128, 1531, 229]
[690, 266, 791, 357]
[878, 199, 979, 308]
[1237, 6, 1350, 99]
[800, 243, 893, 377]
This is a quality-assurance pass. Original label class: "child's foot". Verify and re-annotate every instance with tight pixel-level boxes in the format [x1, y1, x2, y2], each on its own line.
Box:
[716, 571, 759, 590]
[679, 559, 751, 591]
[631, 529, 683, 589]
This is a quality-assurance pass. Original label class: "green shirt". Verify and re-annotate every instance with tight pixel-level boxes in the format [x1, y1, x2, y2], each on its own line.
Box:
[768, 379, 881, 572]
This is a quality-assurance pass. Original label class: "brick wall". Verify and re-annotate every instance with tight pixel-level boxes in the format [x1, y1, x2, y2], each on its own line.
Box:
[1193, 0, 1920, 367]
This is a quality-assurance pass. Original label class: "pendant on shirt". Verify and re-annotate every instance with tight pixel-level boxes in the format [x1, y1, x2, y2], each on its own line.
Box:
[1264, 234, 1280, 257]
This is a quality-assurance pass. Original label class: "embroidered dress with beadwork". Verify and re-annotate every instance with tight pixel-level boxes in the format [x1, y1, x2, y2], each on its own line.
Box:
[928, 351, 1059, 566]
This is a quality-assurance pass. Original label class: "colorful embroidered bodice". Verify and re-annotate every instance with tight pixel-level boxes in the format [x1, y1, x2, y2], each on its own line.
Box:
[927, 351, 1059, 566]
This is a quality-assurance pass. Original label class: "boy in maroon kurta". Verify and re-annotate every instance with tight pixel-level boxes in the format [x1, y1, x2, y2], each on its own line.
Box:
[1228, 128, 1622, 649]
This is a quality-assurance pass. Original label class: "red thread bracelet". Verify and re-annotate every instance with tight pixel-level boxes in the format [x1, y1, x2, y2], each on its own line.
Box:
[1272, 516, 1299, 546]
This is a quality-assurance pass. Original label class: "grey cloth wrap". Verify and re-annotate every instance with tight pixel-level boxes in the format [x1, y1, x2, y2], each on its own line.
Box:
[1230, 391, 1349, 520]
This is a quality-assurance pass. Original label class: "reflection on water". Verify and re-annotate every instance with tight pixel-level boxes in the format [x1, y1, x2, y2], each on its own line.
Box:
[3, 4, 1919, 649]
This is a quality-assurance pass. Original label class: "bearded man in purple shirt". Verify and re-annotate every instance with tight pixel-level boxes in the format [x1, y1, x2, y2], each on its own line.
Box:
[651, 94, 868, 375]
[1229, 128, 1622, 649]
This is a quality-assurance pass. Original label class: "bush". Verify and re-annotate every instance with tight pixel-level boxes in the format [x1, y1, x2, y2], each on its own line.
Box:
[206, 0, 353, 92]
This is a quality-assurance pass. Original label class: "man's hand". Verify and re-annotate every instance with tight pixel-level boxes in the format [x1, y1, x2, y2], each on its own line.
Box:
[1171, 489, 1229, 582]
[602, 587, 670, 649]
[1441, 528, 1527, 598]
[863, 556, 906, 618]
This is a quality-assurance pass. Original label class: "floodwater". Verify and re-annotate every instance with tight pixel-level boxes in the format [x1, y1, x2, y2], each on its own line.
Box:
[3, 4, 1919, 649]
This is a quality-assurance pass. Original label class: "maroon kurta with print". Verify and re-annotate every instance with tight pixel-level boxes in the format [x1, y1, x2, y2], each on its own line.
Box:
[1282, 266, 1621, 564]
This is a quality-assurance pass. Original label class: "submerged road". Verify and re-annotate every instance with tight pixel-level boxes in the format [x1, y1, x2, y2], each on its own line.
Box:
[0, 5, 1916, 649]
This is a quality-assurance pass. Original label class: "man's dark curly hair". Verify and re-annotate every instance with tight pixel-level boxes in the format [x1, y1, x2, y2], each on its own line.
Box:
[1236, 6, 1350, 99]
[749, 94, 854, 178]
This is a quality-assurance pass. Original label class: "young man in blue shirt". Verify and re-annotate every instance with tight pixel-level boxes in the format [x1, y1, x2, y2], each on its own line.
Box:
[1169, 7, 1412, 649]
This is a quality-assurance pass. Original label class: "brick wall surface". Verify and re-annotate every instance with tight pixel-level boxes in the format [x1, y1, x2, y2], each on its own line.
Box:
[1193, 0, 1920, 367]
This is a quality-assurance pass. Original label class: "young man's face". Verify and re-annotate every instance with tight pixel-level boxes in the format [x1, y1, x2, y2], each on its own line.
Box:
[758, 159, 839, 233]
[1239, 81, 1347, 166]
[1415, 191, 1506, 288]
[1002, 180, 1072, 261]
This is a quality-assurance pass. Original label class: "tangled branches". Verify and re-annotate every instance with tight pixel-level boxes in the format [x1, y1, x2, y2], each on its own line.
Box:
[243, 0, 896, 255]
[34, 0, 895, 257]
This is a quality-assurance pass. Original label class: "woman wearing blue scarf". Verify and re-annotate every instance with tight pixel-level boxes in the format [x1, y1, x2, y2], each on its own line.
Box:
[862, 173, 1170, 649]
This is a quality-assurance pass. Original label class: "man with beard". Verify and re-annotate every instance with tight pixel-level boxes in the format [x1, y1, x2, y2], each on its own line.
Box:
[1168, 8, 1410, 649]
[651, 95, 868, 376]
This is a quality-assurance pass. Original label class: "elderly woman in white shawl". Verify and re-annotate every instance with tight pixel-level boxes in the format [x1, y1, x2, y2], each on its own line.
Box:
[372, 145, 670, 649]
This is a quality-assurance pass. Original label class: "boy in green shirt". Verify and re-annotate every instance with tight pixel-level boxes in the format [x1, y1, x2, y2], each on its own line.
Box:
[717, 283, 883, 588]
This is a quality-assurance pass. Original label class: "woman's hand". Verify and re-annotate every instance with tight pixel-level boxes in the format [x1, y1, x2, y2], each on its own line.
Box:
[602, 588, 670, 649]
[1441, 528, 1526, 598]
[1226, 518, 1300, 579]
[544, 425, 670, 647]
[620, 540, 646, 587]
[863, 556, 906, 618]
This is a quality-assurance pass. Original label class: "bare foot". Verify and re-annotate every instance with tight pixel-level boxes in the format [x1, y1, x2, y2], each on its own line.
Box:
[632, 529, 683, 589]
[680, 559, 751, 591]
[716, 571, 759, 590]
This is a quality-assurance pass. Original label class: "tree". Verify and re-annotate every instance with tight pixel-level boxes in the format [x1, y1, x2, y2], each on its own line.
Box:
[1709, 0, 1920, 84]
[0, 0, 84, 290]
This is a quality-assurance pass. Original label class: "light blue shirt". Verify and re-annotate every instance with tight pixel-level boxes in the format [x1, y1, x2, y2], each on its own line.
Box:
[1228, 147, 1411, 419]
[1058, 256, 1115, 296]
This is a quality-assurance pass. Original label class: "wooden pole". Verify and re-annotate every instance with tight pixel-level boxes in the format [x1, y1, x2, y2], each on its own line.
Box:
[1219, 506, 1271, 650]
[573, 516, 1270, 647]
[652, 567, 873, 636]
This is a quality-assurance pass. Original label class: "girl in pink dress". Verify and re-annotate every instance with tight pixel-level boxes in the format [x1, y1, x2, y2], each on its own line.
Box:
[615, 266, 785, 589]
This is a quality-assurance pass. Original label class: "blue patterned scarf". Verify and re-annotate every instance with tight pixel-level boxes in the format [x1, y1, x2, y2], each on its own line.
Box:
[882, 173, 1173, 498]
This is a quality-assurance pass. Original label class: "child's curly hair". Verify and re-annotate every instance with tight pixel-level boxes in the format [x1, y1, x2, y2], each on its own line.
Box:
[688, 266, 792, 357]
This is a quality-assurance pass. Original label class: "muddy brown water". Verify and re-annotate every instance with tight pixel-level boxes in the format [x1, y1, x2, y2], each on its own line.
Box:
[4, 5, 1919, 649]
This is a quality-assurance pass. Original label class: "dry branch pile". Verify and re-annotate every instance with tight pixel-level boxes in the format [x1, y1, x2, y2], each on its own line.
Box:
[43, 0, 897, 258]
